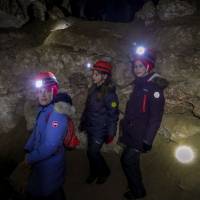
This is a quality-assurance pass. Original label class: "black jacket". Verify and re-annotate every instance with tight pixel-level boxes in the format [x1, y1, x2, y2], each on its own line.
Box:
[80, 82, 119, 143]
[120, 73, 168, 151]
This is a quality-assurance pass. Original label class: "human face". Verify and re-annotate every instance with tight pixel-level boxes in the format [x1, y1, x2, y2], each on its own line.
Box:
[37, 87, 53, 106]
[92, 70, 107, 86]
[133, 60, 148, 77]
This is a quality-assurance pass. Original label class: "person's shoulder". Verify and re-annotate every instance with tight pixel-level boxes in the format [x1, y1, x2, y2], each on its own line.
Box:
[54, 101, 75, 118]
[107, 81, 117, 93]
[148, 73, 169, 90]
[104, 82, 118, 102]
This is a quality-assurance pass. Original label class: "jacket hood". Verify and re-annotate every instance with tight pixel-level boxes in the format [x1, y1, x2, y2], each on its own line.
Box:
[54, 102, 75, 118]
[148, 73, 169, 89]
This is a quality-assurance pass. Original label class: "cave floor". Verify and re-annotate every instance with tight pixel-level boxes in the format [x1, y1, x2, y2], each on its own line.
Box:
[0, 145, 199, 200]
[64, 149, 198, 200]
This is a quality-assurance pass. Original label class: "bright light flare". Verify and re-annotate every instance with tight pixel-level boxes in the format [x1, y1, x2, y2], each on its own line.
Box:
[136, 46, 145, 55]
[175, 145, 195, 164]
[35, 80, 43, 88]
[86, 62, 92, 68]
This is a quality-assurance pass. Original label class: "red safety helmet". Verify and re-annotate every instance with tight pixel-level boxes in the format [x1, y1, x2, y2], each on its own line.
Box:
[34, 71, 59, 96]
[93, 60, 112, 75]
[132, 47, 156, 72]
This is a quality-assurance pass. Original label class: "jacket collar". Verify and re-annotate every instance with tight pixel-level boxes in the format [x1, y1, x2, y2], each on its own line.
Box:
[38, 103, 54, 112]
[134, 72, 168, 89]
[134, 73, 152, 87]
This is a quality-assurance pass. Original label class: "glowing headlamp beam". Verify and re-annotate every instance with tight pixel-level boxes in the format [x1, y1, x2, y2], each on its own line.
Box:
[35, 80, 43, 88]
[136, 46, 146, 55]
[86, 62, 92, 68]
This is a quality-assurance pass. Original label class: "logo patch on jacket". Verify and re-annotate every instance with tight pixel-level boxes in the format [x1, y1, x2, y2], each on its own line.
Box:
[111, 101, 117, 108]
[52, 121, 59, 128]
[154, 92, 160, 98]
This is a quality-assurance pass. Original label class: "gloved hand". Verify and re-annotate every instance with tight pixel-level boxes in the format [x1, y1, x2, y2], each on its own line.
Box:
[105, 135, 114, 144]
[142, 142, 152, 153]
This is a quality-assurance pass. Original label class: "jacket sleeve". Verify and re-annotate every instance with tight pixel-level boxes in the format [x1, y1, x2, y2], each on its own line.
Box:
[79, 107, 87, 131]
[26, 112, 68, 164]
[24, 130, 36, 153]
[144, 89, 165, 145]
[104, 92, 119, 137]
[79, 94, 90, 132]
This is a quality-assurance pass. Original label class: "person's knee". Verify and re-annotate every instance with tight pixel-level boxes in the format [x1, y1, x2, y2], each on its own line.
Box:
[120, 152, 129, 167]
[121, 151, 139, 167]
[87, 147, 99, 159]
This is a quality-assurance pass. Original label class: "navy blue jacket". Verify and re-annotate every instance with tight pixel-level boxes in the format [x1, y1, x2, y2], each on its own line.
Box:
[24, 100, 74, 197]
[120, 73, 168, 151]
[80, 82, 119, 143]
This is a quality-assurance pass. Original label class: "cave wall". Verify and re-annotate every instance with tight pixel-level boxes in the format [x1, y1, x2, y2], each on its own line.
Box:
[0, 2, 199, 189]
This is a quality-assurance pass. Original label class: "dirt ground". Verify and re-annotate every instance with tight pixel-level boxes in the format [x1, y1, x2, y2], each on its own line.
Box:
[64, 146, 199, 200]
[65, 150, 126, 200]
[1, 136, 199, 200]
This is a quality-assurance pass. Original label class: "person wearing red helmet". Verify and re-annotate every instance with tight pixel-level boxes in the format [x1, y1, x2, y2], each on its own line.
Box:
[24, 71, 68, 200]
[133, 47, 156, 74]
[79, 60, 119, 184]
[34, 71, 59, 106]
[120, 47, 168, 199]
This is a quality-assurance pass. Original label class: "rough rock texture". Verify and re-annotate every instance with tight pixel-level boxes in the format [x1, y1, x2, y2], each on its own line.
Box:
[0, 3, 200, 199]
[0, 0, 71, 28]
[157, 0, 196, 21]
[0, 10, 26, 28]
[135, 1, 157, 25]
[0, 15, 199, 146]
[160, 114, 200, 140]
[0, 0, 199, 162]
[0, 0, 198, 28]
[0, 94, 24, 133]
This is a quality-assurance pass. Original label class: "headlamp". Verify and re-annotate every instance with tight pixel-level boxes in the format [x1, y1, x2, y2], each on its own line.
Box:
[136, 46, 146, 55]
[35, 80, 43, 88]
[86, 62, 92, 68]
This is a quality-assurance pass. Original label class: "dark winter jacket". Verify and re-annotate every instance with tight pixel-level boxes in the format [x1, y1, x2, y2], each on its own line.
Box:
[120, 73, 168, 151]
[24, 100, 74, 197]
[80, 82, 119, 143]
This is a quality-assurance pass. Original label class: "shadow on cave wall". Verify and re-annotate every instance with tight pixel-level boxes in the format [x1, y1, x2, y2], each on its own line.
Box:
[0, 117, 28, 200]
[27, 0, 160, 22]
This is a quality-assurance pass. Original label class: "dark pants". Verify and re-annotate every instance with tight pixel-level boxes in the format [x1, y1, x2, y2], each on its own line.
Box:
[87, 139, 110, 178]
[27, 187, 66, 200]
[121, 147, 146, 197]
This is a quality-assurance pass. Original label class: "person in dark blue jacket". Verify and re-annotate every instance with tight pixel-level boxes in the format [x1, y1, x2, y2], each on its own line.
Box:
[79, 60, 119, 184]
[24, 72, 73, 200]
[120, 47, 168, 200]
